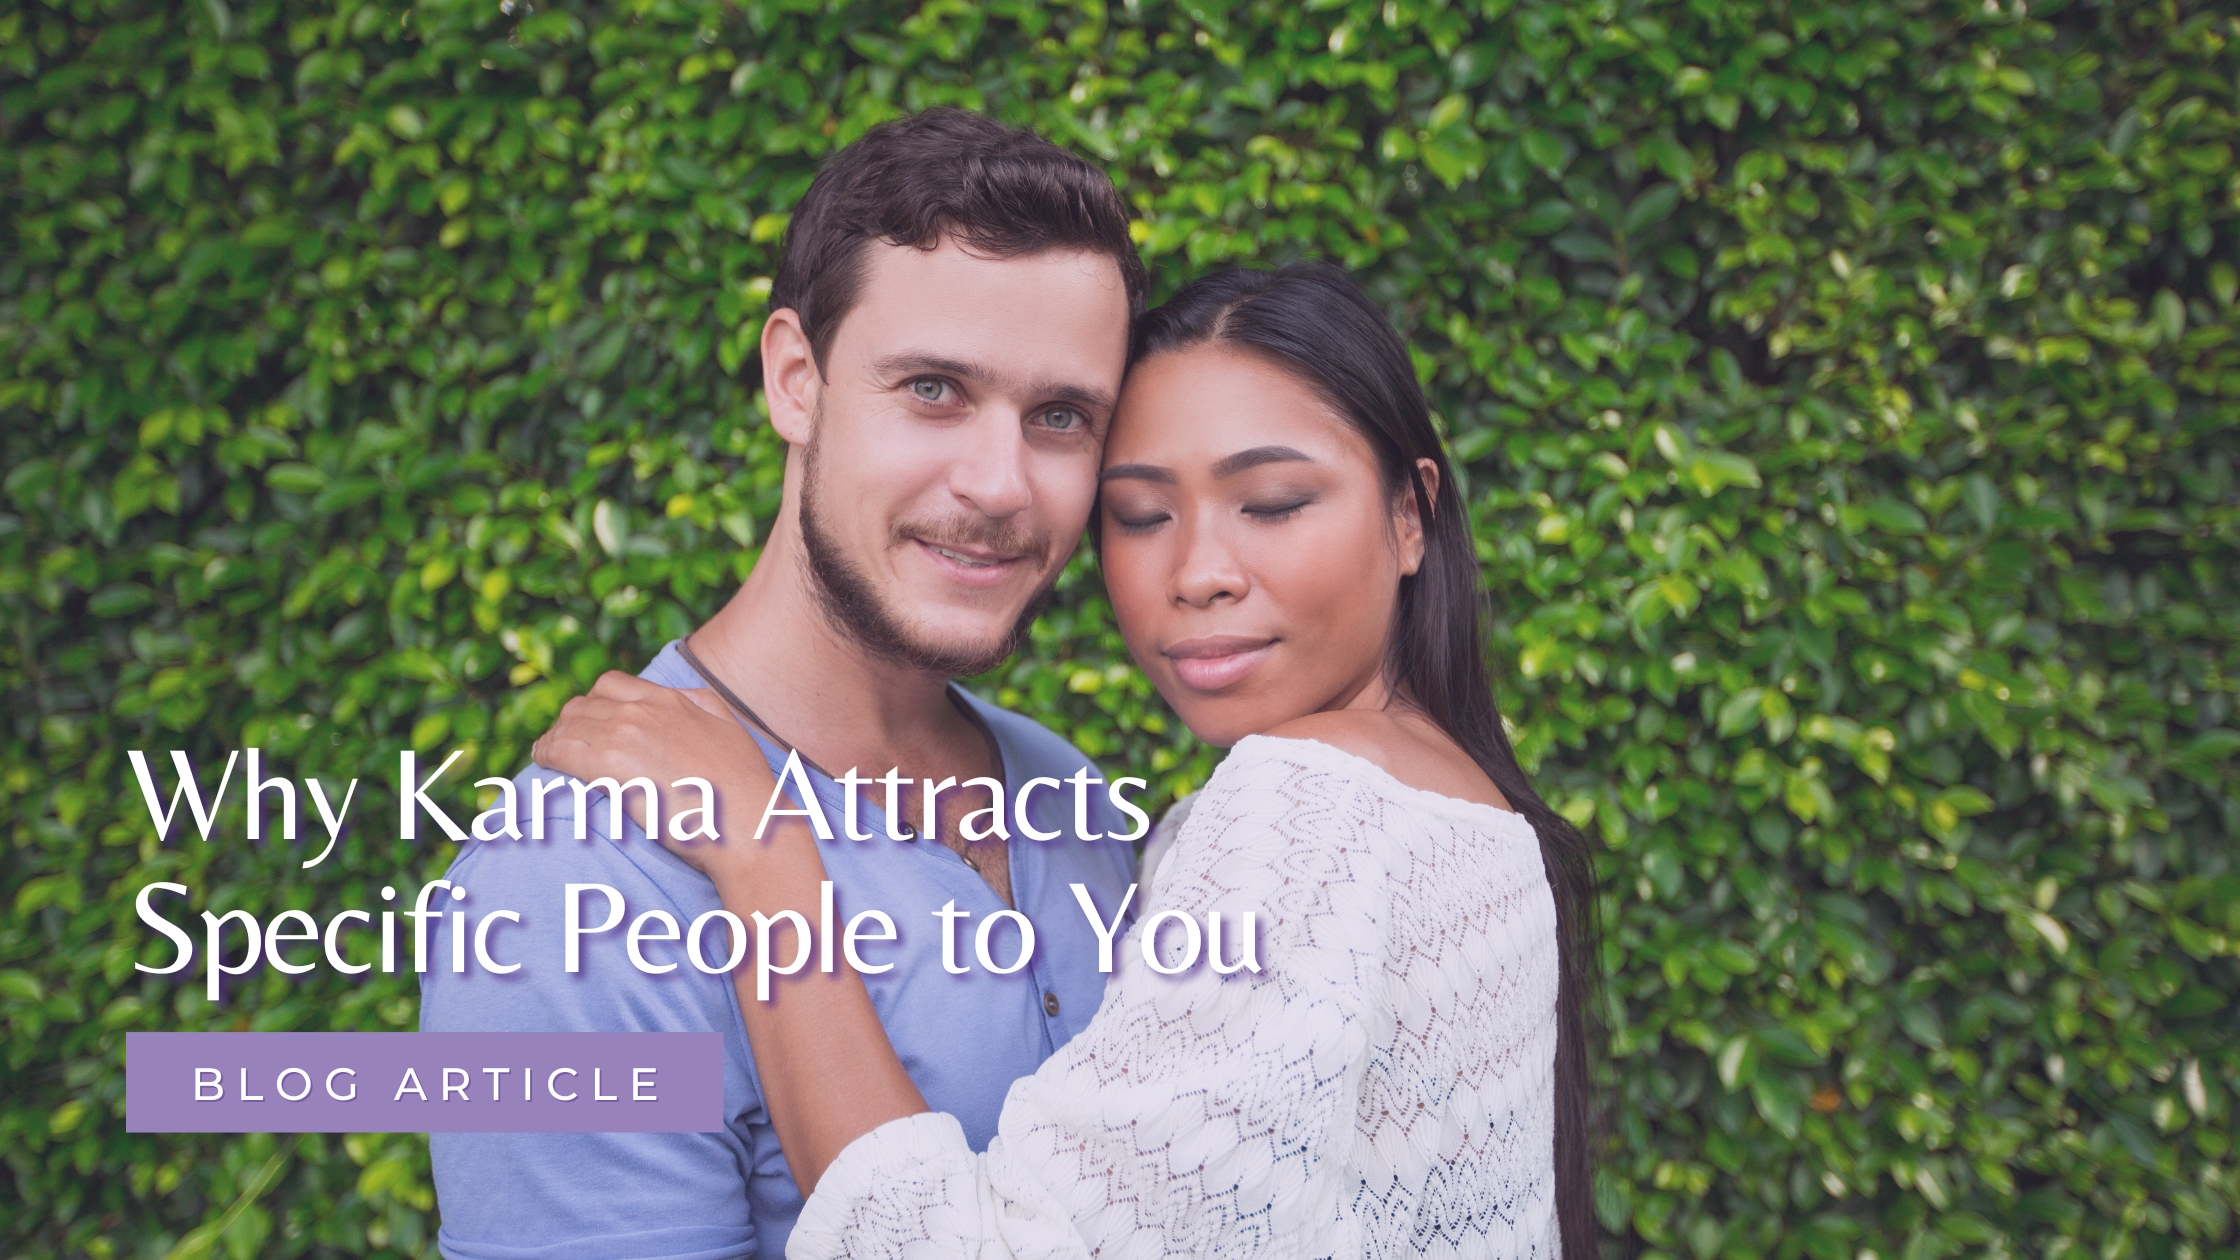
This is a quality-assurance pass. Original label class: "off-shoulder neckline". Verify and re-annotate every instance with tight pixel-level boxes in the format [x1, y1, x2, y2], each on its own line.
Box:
[1228, 733, 1539, 835]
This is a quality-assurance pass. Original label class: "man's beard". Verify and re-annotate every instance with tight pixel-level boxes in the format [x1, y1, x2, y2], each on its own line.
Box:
[796, 438, 1058, 678]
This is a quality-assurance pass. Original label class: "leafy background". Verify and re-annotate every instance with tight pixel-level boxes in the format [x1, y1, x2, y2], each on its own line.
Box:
[3, 0, 2237, 1257]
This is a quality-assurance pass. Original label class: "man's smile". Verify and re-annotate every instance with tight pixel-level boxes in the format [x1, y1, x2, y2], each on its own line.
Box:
[913, 537, 1031, 586]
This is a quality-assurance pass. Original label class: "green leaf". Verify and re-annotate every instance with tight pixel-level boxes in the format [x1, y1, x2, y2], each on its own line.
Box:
[265, 462, 328, 494]
[1941, 786, 1994, 817]
[2165, 988, 2228, 1018]
[1756, 1025, 1824, 1066]
[1717, 688, 1766, 736]
[582, 325, 632, 378]
[1521, 130, 1568, 174]
[1516, 199, 1574, 235]
[1716, 1034, 1759, 1089]
[0, 970, 44, 1003]
[1708, 941, 1760, 976]
[1641, 844, 1684, 900]
[1898, 1003, 1945, 1049]
[1751, 1074, 1803, 1139]
[1621, 184, 1681, 235]
[1864, 498, 1927, 534]
[1685, 451, 1761, 496]
[1420, 138, 1473, 188]
[88, 584, 154, 617]
[310, 477, 383, 513]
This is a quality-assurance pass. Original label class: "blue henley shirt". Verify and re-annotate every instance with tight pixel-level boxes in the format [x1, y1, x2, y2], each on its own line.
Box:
[420, 641, 1139, 1260]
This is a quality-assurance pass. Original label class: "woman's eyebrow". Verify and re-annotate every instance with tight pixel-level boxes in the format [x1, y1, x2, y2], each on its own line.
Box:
[1210, 445, 1312, 478]
[1102, 446, 1315, 484]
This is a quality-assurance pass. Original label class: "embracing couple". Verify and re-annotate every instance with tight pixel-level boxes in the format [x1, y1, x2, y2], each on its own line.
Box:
[421, 108, 1594, 1259]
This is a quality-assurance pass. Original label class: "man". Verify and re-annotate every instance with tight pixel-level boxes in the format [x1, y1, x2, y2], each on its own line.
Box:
[421, 108, 1147, 1260]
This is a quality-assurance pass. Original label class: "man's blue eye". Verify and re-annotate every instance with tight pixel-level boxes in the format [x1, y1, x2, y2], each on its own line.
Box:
[912, 379, 947, 402]
[1041, 408, 1081, 430]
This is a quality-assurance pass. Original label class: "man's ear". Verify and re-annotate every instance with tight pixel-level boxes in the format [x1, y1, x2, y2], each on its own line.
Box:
[1395, 457, 1439, 577]
[761, 308, 819, 446]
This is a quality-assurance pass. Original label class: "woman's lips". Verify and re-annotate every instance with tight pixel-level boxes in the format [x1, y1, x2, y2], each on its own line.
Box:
[1163, 636, 1276, 692]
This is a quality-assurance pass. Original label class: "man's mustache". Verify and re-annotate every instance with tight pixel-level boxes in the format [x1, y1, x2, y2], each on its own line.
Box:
[892, 517, 1052, 568]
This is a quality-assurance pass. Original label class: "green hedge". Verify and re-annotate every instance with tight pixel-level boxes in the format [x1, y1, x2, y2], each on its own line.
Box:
[5, 0, 2238, 1257]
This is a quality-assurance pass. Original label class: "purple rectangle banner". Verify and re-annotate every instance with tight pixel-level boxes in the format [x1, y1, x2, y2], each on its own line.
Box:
[126, 1032, 723, 1133]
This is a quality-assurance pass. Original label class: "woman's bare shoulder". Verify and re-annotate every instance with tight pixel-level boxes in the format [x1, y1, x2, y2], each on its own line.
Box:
[1260, 709, 1409, 765]
[1259, 710, 1511, 814]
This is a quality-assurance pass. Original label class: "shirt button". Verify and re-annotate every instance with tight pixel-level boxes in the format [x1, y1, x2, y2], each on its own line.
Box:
[1043, 991, 1061, 1018]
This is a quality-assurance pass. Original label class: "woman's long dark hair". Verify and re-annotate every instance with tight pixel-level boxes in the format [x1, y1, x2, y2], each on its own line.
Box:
[1121, 263, 1598, 1255]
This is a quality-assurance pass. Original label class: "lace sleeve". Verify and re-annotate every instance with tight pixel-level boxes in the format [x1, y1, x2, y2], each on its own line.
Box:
[1132, 790, 1197, 906]
[788, 739, 1388, 1260]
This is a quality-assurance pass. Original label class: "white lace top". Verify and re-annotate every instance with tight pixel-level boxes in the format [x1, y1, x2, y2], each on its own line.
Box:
[789, 735, 1561, 1259]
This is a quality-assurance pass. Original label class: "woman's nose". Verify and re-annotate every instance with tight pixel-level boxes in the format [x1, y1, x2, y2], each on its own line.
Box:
[1172, 521, 1248, 608]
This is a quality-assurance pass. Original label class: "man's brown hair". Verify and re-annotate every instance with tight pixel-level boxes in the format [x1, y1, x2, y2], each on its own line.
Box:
[768, 108, 1147, 371]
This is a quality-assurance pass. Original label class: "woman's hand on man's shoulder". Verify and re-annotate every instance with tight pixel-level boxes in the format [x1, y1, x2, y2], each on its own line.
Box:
[531, 671, 783, 874]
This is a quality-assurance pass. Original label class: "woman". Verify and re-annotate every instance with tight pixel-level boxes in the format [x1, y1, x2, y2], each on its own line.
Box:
[536, 264, 1596, 1257]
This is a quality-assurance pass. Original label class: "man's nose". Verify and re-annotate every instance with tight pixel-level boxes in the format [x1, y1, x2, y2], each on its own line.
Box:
[1172, 517, 1249, 608]
[947, 408, 1034, 519]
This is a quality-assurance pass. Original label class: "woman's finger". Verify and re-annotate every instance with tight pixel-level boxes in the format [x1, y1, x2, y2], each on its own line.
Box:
[548, 694, 626, 734]
[588, 670, 661, 701]
[676, 687, 732, 721]
[533, 718, 605, 768]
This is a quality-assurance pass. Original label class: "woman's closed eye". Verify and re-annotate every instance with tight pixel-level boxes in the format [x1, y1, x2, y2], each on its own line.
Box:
[1110, 508, 1171, 534]
[1243, 495, 1314, 522]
